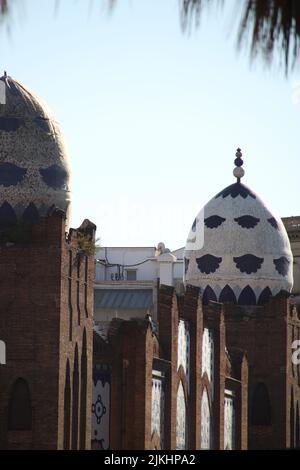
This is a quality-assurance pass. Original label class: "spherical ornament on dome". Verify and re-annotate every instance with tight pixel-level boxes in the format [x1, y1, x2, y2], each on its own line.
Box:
[0, 74, 72, 229]
[233, 167, 245, 179]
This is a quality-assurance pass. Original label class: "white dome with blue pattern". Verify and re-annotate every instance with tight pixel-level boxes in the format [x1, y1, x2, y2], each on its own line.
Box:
[184, 149, 293, 305]
[0, 73, 71, 229]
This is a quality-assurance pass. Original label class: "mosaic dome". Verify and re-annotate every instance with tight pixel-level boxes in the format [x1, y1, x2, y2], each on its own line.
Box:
[0, 73, 72, 229]
[184, 149, 293, 305]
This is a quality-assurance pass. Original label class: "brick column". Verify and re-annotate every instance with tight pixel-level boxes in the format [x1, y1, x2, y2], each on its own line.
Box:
[182, 285, 202, 449]
[157, 285, 178, 449]
[205, 302, 226, 450]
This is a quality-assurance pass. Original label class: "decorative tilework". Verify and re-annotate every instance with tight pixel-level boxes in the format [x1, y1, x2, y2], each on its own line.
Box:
[234, 215, 260, 228]
[184, 179, 293, 304]
[273, 256, 290, 276]
[151, 374, 165, 449]
[176, 382, 186, 450]
[224, 393, 235, 450]
[196, 255, 222, 274]
[0, 75, 72, 227]
[177, 320, 190, 386]
[201, 388, 211, 449]
[0, 163, 26, 187]
[204, 215, 226, 229]
[92, 371, 110, 450]
[215, 182, 256, 199]
[202, 328, 214, 388]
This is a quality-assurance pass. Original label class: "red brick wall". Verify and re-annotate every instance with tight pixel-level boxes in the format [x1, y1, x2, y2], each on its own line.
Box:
[223, 294, 300, 449]
[0, 213, 95, 449]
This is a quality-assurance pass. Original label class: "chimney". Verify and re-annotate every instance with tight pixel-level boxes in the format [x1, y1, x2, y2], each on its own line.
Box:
[157, 251, 177, 287]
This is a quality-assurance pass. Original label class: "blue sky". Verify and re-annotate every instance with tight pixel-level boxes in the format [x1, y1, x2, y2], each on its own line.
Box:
[1, 0, 299, 249]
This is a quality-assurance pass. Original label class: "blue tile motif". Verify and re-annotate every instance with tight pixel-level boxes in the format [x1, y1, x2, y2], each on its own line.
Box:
[0, 163, 27, 187]
[234, 215, 260, 229]
[40, 164, 68, 190]
[0, 201, 17, 229]
[196, 255, 222, 274]
[273, 257, 289, 276]
[233, 254, 264, 274]
[204, 215, 226, 229]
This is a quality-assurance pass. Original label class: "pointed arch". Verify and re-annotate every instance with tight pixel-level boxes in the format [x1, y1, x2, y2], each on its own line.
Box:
[8, 378, 32, 431]
[22, 203, 40, 224]
[238, 285, 256, 305]
[251, 382, 271, 425]
[202, 285, 217, 305]
[219, 285, 237, 304]
[79, 329, 88, 449]
[63, 359, 71, 449]
[258, 286, 272, 305]
[71, 344, 79, 450]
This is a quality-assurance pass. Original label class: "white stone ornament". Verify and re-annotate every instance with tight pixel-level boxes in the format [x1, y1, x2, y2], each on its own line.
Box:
[233, 166, 245, 179]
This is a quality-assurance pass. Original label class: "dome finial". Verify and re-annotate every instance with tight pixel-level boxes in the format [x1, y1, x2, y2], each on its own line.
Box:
[233, 147, 245, 183]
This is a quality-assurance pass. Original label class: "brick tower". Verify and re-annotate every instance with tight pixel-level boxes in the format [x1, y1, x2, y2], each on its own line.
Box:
[0, 74, 95, 449]
[184, 148, 300, 449]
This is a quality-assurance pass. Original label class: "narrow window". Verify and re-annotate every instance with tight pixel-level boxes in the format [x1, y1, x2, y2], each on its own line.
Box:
[8, 378, 32, 431]
[126, 269, 137, 281]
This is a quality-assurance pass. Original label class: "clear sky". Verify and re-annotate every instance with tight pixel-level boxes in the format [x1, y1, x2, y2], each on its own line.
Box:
[1, 0, 299, 249]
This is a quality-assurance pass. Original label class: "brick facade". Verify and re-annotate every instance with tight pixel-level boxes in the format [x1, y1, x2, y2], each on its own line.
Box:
[0, 212, 95, 449]
[223, 294, 300, 449]
[94, 283, 248, 450]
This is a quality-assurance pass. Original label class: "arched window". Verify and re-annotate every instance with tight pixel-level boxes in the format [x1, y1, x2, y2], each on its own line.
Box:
[176, 382, 187, 450]
[72, 344, 79, 450]
[63, 360, 71, 450]
[8, 378, 32, 431]
[251, 382, 271, 425]
[201, 388, 212, 449]
[79, 330, 87, 449]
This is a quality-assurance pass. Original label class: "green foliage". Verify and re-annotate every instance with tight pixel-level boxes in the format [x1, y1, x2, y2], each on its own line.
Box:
[77, 233, 100, 256]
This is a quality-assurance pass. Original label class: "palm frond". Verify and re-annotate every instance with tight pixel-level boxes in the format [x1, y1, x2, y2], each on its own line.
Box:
[181, 0, 300, 73]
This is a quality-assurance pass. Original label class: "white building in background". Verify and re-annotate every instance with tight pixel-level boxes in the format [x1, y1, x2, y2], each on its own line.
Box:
[95, 244, 184, 283]
[94, 243, 184, 334]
